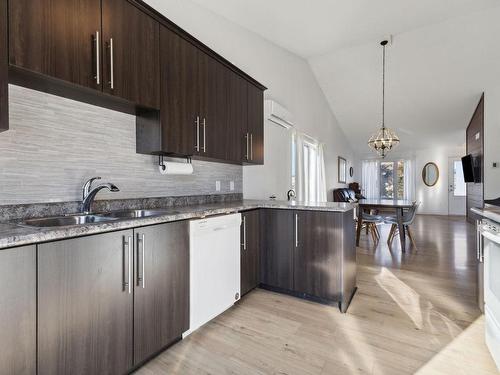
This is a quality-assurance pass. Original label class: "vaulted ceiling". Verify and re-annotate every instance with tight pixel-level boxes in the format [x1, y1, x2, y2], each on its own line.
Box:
[191, 0, 500, 156]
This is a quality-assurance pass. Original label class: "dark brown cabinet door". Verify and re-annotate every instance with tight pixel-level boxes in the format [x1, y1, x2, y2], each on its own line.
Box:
[198, 51, 219, 158]
[226, 71, 246, 162]
[38, 230, 134, 375]
[0, 245, 36, 375]
[102, 0, 160, 109]
[241, 210, 260, 295]
[133, 222, 190, 365]
[261, 209, 294, 290]
[293, 211, 342, 301]
[159, 25, 198, 156]
[9, 0, 102, 90]
[199, 57, 245, 162]
[246, 83, 264, 164]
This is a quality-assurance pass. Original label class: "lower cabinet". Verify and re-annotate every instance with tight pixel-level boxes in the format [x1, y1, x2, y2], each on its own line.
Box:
[260, 209, 294, 291]
[293, 210, 342, 301]
[240, 210, 260, 295]
[133, 221, 189, 365]
[0, 245, 36, 375]
[261, 209, 356, 310]
[38, 230, 135, 375]
[37, 222, 190, 374]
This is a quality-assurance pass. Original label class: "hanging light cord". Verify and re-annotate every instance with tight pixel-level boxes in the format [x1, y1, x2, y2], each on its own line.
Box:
[382, 41, 386, 130]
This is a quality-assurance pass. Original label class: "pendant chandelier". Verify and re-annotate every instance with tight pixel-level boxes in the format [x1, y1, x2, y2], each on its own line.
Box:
[368, 40, 400, 158]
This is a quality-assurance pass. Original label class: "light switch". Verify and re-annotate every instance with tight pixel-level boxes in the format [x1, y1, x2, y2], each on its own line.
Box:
[216, 181, 221, 191]
[230, 181, 235, 191]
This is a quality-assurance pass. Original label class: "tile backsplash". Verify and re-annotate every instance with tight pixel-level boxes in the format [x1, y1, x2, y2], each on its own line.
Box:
[0, 85, 242, 205]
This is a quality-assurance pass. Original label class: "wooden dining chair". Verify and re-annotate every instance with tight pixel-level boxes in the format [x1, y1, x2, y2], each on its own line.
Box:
[358, 212, 383, 244]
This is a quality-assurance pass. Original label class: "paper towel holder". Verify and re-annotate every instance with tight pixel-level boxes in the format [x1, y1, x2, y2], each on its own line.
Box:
[158, 155, 192, 171]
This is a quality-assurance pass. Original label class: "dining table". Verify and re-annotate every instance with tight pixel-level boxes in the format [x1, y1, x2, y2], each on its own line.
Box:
[356, 199, 415, 251]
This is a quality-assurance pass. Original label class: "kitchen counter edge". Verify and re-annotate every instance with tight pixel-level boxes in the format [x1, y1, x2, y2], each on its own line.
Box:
[0, 200, 354, 250]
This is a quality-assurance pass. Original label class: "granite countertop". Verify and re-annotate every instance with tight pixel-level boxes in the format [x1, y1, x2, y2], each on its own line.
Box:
[471, 206, 500, 223]
[0, 199, 353, 250]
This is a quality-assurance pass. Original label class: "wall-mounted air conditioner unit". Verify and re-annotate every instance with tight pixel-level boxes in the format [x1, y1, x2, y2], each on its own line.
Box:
[265, 100, 294, 129]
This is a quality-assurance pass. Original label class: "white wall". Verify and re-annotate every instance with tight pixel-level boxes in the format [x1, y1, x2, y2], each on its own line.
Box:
[484, 85, 500, 200]
[415, 145, 466, 215]
[144, 0, 355, 201]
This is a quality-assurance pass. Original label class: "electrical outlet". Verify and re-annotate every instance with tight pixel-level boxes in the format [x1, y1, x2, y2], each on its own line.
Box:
[230, 181, 235, 191]
[215, 181, 221, 192]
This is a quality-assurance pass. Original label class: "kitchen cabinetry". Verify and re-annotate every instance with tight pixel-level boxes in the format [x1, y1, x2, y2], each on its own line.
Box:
[261, 209, 295, 290]
[241, 210, 260, 296]
[9, 0, 102, 90]
[0, 245, 36, 375]
[133, 221, 189, 365]
[38, 230, 134, 375]
[244, 83, 264, 164]
[102, 0, 160, 109]
[6, 0, 265, 164]
[139, 25, 249, 163]
[293, 210, 342, 301]
[261, 209, 356, 311]
[9, 0, 159, 109]
[154, 26, 199, 156]
[37, 222, 190, 374]
[0, 0, 8, 132]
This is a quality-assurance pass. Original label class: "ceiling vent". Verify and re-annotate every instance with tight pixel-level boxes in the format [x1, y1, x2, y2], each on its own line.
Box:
[265, 100, 294, 129]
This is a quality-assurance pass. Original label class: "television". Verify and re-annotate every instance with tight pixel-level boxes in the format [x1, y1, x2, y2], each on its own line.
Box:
[462, 154, 480, 183]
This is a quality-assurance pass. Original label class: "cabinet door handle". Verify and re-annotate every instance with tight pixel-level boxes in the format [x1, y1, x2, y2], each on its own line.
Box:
[202, 117, 206, 153]
[250, 133, 253, 161]
[108, 38, 114, 89]
[137, 234, 146, 288]
[94, 31, 100, 85]
[245, 133, 249, 160]
[477, 220, 481, 261]
[195, 116, 200, 152]
[241, 216, 247, 250]
[295, 213, 299, 247]
[123, 236, 132, 293]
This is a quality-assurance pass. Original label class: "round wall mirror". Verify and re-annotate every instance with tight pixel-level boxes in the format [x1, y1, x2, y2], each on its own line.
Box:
[349, 167, 354, 178]
[422, 162, 439, 187]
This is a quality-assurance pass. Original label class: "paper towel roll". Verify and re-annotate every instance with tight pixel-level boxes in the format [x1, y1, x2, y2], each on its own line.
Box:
[159, 161, 194, 175]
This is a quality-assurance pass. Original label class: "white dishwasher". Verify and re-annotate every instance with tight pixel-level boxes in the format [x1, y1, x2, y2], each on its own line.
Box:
[188, 213, 241, 334]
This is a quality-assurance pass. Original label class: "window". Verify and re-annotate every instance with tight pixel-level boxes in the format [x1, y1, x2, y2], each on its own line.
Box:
[291, 132, 327, 202]
[380, 161, 405, 200]
[303, 141, 318, 202]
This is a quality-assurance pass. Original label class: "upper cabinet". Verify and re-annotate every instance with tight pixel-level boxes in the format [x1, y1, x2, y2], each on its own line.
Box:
[101, 0, 160, 109]
[9, 0, 103, 90]
[8, 0, 160, 109]
[156, 26, 198, 156]
[5, 0, 265, 164]
[246, 83, 265, 164]
[138, 25, 257, 164]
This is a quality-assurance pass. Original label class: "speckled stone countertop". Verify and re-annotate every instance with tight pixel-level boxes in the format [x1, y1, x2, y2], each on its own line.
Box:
[471, 206, 500, 223]
[0, 200, 353, 250]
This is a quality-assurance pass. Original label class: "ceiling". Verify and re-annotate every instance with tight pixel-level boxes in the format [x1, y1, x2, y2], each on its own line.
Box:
[189, 0, 499, 58]
[309, 6, 500, 157]
[191, 0, 500, 157]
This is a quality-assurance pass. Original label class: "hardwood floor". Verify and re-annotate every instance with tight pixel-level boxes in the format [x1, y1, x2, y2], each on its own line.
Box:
[135, 215, 498, 375]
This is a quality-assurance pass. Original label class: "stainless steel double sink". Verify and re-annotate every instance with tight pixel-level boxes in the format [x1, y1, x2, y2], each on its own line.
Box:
[21, 209, 179, 228]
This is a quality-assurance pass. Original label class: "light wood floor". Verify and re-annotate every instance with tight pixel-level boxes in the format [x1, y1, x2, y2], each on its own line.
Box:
[135, 215, 499, 374]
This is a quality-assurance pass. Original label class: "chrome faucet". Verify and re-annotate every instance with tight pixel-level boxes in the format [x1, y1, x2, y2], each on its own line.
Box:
[287, 189, 296, 201]
[81, 177, 120, 214]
